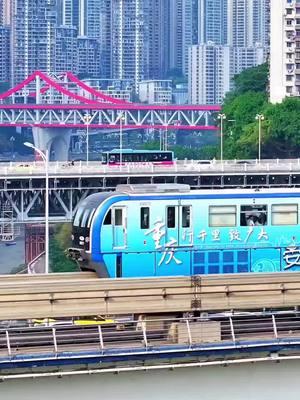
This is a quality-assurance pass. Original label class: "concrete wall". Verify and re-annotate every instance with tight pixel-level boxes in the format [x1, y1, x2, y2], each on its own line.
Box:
[2, 360, 300, 400]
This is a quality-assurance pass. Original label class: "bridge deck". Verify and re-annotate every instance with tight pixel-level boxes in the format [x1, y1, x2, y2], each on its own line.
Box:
[2, 160, 300, 222]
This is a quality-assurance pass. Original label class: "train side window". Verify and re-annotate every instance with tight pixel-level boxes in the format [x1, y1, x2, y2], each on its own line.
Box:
[104, 210, 112, 225]
[182, 206, 191, 228]
[240, 205, 267, 226]
[271, 204, 298, 225]
[140, 207, 150, 229]
[167, 206, 176, 228]
[114, 209, 123, 226]
[209, 206, 236, 227]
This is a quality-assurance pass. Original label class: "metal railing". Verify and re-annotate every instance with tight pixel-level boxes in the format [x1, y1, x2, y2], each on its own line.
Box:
[2, 159, 300, 177]
[1, 312, 300, 359]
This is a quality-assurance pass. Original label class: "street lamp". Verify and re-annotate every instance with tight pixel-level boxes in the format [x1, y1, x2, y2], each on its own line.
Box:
[83, 113, 92, 165]
[218, 113, 226, 163]
[24, 142, 49, 274]
[255, 114, 265, 162]
[119, 112, 125, 167]
[164, 124, 168, 151]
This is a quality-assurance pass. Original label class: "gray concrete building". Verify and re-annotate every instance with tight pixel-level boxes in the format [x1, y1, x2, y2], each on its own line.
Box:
[0, 25, 10, 81]
[77, 36, 100, 78]
[169, 0, 200, 76]
[188, 43, 265, 104]
[55, 26, 78, 74]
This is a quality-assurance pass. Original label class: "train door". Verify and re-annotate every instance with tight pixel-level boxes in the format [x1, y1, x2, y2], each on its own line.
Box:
[166, 205, 192, 247]
[112, 207, 127, 248]
[178, 205, 192, 246]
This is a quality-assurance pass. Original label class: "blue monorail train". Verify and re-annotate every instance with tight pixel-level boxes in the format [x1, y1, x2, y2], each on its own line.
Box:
[68, 184, 300, 277]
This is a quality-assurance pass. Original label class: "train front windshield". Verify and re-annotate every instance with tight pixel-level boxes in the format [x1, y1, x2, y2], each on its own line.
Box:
[72, 206, 96, 251]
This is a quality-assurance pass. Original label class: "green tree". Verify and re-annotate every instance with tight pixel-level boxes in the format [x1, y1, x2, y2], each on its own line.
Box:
[231, 63, 268, 95]
[49, 223, 78, 273]
[263, 98, 300, 158]
[223, 91, 267, 159]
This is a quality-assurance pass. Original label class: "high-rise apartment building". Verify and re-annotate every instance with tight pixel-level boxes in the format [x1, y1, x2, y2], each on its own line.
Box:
[198, 0, 269, 47]
[55, 26, 78, 74]
[199, 0, 228, 44]
[227, 0, 269, 47]
[109, 0, 150, 89]
[77, 36, 100, 78]
[148, 0, 169, 79]
[188, 43, 265, 104]
[169, 0, 199, 76]
[58, 0, 100, 38]
[11, 0, 57, 84]
[99, 0, 112, 78]
[79, 0, 101, 38]
[188, 0, 269, 104]
[0, 0, 11, 25]
[269, 0, 300, 103]
[0, 26, 10, 81]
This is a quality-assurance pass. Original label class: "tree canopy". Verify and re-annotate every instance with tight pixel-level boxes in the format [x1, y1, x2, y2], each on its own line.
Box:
[50, 223, 78, 273]
[222, 62, 300, 159]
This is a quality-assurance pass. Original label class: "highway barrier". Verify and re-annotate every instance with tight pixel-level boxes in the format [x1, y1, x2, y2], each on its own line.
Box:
[1, 272, 300, 319]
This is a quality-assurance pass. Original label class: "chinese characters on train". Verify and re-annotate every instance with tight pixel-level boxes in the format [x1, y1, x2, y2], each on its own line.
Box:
[145, 219, 269, 266]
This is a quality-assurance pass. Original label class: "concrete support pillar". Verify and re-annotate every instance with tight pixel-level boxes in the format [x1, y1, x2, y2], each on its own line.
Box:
[32, 128, 72, 161]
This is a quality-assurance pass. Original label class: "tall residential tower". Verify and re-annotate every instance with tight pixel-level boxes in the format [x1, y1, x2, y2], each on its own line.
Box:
[270, 0, 300, 103]
[11, 0, 57, 84]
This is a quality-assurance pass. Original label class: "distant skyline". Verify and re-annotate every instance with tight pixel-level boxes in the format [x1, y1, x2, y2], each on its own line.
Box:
[0, 0, 269, 104]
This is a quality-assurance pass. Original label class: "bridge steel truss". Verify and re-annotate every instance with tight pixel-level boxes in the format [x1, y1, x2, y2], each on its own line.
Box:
[0, 104, 217, 130]
[1, 161, 300, 222]
[0, 70, 220, 130]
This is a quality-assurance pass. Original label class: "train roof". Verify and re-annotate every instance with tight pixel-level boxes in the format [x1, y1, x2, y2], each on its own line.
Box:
[115, 184, 300, 197]
[77, 192, 113, 210]
[116, 184, 190, 194]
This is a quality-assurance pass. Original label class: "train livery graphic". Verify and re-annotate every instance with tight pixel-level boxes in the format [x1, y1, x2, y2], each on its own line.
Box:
[69, 184, 300, 277]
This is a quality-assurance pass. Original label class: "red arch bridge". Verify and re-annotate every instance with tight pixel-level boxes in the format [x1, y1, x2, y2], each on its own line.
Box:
[0, 71, 221, 160]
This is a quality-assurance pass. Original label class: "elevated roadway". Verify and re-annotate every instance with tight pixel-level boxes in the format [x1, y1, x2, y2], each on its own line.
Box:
[2, 159, 300, 222]
[1, 272, 300, 320]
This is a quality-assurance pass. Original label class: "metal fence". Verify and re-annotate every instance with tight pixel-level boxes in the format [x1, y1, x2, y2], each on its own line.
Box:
[2, 159, 300, 177]
[1, 312, 300, 358]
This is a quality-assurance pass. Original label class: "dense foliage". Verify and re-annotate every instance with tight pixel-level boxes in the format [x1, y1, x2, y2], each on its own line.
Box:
[223, 63, 300, 159]
[49, 223, 78, 273]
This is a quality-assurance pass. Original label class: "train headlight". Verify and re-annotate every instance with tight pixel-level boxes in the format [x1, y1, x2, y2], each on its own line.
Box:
[79, 236, 84, 241]
[71, 234, 74, 241]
